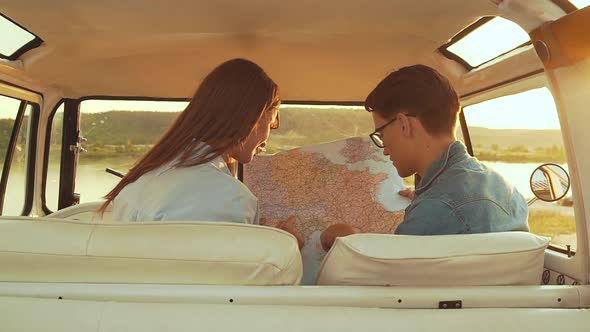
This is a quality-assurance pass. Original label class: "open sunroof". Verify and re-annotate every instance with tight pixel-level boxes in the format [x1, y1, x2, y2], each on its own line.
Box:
[441, 16, 530, 70]
[570, 0, 590, 8]
[0, 13, 43, 60]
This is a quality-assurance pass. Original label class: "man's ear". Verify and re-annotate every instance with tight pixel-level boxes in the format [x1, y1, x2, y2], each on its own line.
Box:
[398, 113, 413, 137]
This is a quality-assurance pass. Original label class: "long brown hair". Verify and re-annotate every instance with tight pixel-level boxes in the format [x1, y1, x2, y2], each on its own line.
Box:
[98, 58, 280, 213]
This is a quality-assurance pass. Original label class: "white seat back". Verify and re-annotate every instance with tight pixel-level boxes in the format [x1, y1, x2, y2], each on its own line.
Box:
[317, 232, 550, 286]
[0, 218, 302, 285]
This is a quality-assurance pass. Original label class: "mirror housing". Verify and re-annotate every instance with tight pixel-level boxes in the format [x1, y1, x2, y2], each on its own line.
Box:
[529, 163, 570, 202]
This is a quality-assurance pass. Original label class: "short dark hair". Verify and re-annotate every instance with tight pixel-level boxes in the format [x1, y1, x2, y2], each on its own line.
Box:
[365, 64, 460, 135]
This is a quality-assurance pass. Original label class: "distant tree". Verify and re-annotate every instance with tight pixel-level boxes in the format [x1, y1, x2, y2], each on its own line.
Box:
[507, 144, 529, 153]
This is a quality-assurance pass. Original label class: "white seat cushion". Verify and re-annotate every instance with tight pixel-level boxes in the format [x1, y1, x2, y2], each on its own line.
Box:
[0, 218, 302, 285]
[316, 232, 550, 286]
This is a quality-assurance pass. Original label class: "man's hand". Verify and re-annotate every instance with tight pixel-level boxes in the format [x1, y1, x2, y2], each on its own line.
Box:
[276, 216, 305, 249]
[399, 188, 415, 200]
[320, 223, 356, 252]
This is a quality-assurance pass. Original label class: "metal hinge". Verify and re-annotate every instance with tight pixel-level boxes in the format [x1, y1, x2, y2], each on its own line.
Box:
[69, 136, 87, 154]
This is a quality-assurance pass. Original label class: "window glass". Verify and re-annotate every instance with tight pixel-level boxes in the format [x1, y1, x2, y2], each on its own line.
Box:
[446, 17, 530, 68]
[3, 104, 33, 215]
[264, 105, 371, 153]
[463, 87, 575, 250]
[77, 100, 187, 203]
[45, 103, 64, 211]
[76, 101, 420, 202]
[0, 14, 37, 57]
[264, 104, 414, 187]
[0, 95, 20, 174]
[570, 0, 590, 9]
[1, 95, 33, 215]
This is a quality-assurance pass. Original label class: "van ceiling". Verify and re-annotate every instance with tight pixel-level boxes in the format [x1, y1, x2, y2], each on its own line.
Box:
[0, 0, 555, 101]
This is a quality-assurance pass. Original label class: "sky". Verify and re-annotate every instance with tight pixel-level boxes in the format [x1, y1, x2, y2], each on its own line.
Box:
[463, 87, 560, 130]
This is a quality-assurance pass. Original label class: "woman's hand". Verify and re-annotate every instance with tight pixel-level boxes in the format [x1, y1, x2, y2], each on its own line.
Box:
[276, 216, 305, 249]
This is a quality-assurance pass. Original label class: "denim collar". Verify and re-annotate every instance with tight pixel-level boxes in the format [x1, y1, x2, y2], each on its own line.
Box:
[415, 141, 469, 195]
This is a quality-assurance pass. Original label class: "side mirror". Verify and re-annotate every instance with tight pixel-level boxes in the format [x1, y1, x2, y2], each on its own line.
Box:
[530, 163, 570, 202]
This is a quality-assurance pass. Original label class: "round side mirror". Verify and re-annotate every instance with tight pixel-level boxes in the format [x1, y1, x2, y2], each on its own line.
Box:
[530, 163, 570, 202]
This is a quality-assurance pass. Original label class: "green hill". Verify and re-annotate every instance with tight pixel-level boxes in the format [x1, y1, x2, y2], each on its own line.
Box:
[462, 127, 564, 150]
[80, 111, 177, 145]
[2, 109, 567, 164]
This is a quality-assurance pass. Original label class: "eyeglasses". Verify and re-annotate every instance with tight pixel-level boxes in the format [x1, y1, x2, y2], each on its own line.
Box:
[270, 112, 280, 130]
[369, 117, 396, 148]
[369, 113, 417, 148]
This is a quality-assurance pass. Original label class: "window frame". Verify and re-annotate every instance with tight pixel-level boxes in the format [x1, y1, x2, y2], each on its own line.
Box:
[41, 100, 65, 214]
[0, 94, 40, 216]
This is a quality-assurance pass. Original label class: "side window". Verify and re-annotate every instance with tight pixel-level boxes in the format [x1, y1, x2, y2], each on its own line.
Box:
[76, 100, 187, 203]
[264, 105, 414, 187]
[45, 103, 64, 212]
[0, 97, 20, 169]
[0, 95, 35, 215]
[462, 87, 575, 251]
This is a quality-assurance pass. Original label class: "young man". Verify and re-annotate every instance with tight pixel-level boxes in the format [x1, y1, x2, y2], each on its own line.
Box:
[365, 65, 529, 235]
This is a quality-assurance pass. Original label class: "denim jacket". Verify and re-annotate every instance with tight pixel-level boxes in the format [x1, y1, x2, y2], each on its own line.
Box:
[395, 141, 529, 235]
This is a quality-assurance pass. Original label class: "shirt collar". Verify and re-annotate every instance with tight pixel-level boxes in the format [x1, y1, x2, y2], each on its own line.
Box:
[415, 141, 470, 195]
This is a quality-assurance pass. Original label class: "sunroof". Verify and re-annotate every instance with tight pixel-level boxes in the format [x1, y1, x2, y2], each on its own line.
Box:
[442, 16, 530, 69]
[570, 0, 590, 8]
[0, 13, 42, 60]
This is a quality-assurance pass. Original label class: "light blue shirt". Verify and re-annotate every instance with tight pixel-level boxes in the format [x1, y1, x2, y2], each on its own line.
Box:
[300, 231, 327, 285]
[112, 155, 259, 224]
[395, 141, 529, 235]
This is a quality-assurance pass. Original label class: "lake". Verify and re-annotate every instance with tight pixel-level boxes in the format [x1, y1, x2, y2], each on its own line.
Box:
[3, 159, 551, 215]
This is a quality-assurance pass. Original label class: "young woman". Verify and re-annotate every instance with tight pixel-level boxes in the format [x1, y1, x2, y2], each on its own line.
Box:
[98, 58, 280, 224]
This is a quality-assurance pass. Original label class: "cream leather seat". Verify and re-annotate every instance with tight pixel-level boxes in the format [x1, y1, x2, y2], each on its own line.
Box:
[0, 218, 302, 285]
[317, 232, 550, 286]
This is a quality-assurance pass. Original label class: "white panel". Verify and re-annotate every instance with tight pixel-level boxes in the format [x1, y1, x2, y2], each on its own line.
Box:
[0, 283, 585, 309]
[543, 58, 590, 282]
[1, 296, 589, 332]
